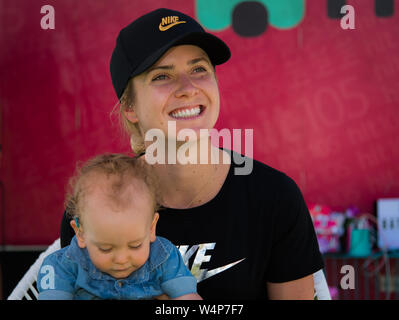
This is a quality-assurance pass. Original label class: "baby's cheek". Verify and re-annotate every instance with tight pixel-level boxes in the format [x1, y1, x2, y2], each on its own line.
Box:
[134, 246, 151, 267]
[89, 252, 111, 272]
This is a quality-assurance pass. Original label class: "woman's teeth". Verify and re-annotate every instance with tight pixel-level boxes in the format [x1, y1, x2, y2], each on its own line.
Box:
[170, 106, 201, 119]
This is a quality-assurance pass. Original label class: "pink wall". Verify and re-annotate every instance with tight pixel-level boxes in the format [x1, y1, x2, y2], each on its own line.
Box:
[1, 0, 398, 245]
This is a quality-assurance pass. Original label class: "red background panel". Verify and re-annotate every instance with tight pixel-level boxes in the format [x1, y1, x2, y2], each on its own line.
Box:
[0, 0, 398, 245]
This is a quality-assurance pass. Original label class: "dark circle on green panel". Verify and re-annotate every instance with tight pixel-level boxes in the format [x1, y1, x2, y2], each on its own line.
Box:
[232, 1, 268, 37]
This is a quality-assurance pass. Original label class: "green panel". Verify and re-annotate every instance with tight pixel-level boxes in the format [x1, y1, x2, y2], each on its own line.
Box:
[196, 0, 241, 31]
[261, 0, 305, 29]
[195, 0, 305, 31]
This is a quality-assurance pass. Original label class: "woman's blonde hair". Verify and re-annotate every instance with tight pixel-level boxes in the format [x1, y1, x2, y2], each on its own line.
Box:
[65, 153, 159, 226]
[113, 78, 145, 155]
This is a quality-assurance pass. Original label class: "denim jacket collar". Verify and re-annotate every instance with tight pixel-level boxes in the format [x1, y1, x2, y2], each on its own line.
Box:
[65, 236, 171, 283]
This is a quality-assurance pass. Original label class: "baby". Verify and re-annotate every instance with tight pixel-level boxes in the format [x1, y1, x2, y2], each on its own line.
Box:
[37, 153, 201, 300]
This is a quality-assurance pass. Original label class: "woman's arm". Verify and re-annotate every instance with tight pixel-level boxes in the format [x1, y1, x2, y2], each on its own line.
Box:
[60, 210, 75, 248]
[267, 274, 314, 300]
[173, 293, 203, 300]
[155, 293, 203, 300]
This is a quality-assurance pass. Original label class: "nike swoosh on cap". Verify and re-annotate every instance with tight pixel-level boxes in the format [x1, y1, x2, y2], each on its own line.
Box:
[159, 21, 186, 31]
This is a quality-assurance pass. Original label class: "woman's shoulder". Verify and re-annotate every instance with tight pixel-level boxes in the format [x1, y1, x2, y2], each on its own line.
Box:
[227, 149, 292, 186]
[222, 150, 305, 208]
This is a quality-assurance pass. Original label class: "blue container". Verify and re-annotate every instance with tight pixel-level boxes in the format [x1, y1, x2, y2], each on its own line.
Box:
[349, 229, 371, 257]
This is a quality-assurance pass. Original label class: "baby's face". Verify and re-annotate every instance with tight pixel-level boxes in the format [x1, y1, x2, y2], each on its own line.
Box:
[74, 181, 158, 279]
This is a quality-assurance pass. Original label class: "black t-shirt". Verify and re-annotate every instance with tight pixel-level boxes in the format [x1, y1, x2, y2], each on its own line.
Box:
[60, 153, 324, 299]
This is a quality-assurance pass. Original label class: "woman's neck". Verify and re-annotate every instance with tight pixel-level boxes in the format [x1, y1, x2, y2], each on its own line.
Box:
[144, 141, 230, 209]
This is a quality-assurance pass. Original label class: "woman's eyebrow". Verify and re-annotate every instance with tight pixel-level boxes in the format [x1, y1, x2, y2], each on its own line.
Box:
[146, 56, 211, 74]
[146, 64, 173, 73]
[188, 56, 211, 66]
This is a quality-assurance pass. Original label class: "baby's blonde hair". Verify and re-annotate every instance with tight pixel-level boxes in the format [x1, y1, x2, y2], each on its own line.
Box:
[65, 153, 159, 226]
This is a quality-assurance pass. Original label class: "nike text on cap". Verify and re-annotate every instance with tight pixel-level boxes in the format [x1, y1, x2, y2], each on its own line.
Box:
[110, 8, 231, 99]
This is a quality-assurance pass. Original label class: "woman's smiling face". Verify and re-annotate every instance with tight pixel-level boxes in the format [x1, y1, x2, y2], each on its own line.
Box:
[124, 45, 220, 142]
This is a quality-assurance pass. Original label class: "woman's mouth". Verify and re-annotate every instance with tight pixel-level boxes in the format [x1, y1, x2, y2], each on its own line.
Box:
[169, 105, 205, 120]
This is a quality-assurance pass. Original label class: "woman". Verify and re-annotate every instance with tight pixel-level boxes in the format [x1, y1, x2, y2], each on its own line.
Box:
[61, 8, 324, 299]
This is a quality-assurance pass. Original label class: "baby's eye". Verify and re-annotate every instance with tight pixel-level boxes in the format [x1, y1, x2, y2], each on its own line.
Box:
[98, 247, 112, 253]
[129, 243, 142, 249]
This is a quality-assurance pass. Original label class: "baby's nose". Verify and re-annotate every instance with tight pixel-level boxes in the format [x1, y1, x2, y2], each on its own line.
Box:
[113, 251, 130, 264]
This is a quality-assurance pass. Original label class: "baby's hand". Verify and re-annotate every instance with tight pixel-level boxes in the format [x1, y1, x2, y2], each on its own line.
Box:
[155, 294, 170, 300]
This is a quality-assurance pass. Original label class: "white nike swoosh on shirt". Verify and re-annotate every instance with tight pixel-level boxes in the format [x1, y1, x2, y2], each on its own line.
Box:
[199, 258, 246, 282]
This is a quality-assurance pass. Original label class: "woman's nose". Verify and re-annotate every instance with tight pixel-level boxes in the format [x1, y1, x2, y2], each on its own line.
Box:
[174, 74, 199, 98]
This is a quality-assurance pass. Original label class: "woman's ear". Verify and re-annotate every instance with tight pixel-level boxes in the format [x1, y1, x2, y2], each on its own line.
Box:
[124, 106, 139, 124]
[150, 212, 159, 243]
[70, 218, 86, 249]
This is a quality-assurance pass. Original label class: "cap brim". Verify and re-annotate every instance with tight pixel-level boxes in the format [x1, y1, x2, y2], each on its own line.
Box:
[131, 32, 231, 78]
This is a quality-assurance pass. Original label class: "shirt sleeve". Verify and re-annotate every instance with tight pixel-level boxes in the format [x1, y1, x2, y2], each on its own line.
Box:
[159, 242, 197, 299]
[37, 251, 77, 300]
[266, 174, 324, 283]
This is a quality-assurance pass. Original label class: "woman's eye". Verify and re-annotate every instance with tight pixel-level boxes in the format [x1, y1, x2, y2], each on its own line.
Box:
[193, 66, 207, 73]
[152, 74, 168, 81]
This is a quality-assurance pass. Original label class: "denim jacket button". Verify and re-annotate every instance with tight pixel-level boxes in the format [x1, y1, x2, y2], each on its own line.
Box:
[118, 281, 123, 288]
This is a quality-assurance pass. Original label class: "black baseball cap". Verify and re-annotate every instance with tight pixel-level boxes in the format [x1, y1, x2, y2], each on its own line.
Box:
[110, 8, 231, 99]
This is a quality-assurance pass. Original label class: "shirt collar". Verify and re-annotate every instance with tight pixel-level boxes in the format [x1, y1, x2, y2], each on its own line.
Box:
[65, 236, 170, 283]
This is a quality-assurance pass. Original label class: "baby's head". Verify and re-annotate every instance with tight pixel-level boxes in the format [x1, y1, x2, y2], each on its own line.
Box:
[66, 153, 159, 279]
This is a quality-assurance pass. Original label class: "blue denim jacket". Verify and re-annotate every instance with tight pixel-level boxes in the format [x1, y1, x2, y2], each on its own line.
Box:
[37, 236, 197, 300]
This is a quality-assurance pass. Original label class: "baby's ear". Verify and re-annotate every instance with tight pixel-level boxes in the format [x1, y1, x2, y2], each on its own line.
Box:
[70, 218, 86, 248]
[150, 212, 159, 243]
